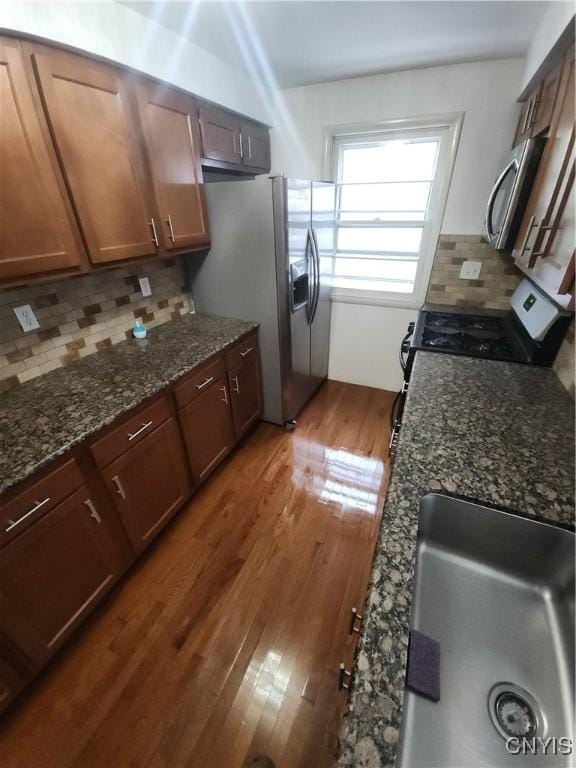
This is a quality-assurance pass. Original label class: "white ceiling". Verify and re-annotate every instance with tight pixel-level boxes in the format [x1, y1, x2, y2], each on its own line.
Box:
[123, 1, 552, 89]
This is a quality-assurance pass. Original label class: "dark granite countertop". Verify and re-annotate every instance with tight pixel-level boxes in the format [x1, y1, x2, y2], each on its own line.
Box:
[339, 351, 575, 768]
[0, 313, 258, 496]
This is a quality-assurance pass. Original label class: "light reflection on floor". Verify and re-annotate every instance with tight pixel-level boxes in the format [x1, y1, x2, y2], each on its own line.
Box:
[290, 438, 385, 515]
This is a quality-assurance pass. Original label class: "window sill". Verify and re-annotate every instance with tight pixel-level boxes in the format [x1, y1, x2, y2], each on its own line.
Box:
[331, 290, 423, 310]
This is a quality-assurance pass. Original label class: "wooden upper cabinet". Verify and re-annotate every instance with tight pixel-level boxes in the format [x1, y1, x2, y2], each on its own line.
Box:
[0, 37, 85, 282]
[514, 48, 575, 309]
[31, 46, 159, 266]
[530, 60, 563, 137]
[135, 82, 210, 251]
[241, 119, 271, 172]
[512, 60, 563, 147]
[198, 103, 243, 166]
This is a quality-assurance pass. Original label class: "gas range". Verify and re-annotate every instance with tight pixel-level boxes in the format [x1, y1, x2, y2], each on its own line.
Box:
[414, 310, 525, 363]
[390, 279, 572, 456]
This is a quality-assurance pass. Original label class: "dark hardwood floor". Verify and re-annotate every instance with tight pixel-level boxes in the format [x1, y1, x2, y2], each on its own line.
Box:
[0, 380, 393, 768]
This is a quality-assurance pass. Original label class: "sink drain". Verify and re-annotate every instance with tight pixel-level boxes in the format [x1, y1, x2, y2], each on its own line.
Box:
[488, 683, 545, 741]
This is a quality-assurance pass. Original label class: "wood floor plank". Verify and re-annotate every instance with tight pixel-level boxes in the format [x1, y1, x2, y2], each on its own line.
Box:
[0, 380, 393, 768]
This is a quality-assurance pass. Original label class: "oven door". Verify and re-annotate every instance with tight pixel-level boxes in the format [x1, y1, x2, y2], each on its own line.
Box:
[484, 138, 544, 250]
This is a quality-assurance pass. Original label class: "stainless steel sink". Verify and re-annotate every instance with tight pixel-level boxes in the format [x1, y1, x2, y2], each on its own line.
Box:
[397, 494, 575, 768]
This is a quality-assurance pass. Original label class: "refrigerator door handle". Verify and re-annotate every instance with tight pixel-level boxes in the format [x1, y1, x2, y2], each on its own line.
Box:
[309, 228, 321, 323]
[305, 227, 316, 325]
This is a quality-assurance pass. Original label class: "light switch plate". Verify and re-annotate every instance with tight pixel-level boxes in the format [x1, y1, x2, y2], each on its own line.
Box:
[13, 304, 40, 332]
[459, 260, 482, 280]
[138, 277, 152, 297]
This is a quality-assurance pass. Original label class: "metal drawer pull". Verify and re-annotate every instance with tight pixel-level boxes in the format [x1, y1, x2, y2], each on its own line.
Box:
[165, 214, 176, 243]
[196, 376, 215, 391]
[111, 475, 126, 500]
[240, 347, 254, 357]
[84, 499, 102, 524]
[247, 135, 252, 159]
[232, 376, 240, 395]
[220, 385, 228, 405]
[149, 217, 159, 247]
[5, 497, 51, 532]
[349, 606, 364, 635]
[338, 663, 352, 691]
[128, 421, 153, 441]
[239, 132, 244, 158]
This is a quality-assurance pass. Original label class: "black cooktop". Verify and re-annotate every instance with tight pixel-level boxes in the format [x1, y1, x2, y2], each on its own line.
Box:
[413, 311, 526, 362]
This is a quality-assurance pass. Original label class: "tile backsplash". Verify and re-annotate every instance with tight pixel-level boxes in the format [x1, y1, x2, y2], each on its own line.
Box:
[427, 235, 522, 309]
[0, 259, 192, 394]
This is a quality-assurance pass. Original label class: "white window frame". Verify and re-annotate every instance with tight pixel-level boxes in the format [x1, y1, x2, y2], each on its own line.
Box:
[322, 113, 463, 309]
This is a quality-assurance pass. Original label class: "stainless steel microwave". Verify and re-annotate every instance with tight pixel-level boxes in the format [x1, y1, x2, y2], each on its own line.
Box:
[483, 137, 545, 250]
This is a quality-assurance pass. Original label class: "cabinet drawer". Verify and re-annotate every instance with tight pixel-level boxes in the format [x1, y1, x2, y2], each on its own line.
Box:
[225, 334, 258, 371]
[0, 459, 84, 547]
[173, 356, 226, 410]
[90, 396, 171, 469]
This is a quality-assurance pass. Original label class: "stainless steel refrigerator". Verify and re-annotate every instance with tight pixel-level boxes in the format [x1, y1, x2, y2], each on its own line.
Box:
[187, 175, 336, 426]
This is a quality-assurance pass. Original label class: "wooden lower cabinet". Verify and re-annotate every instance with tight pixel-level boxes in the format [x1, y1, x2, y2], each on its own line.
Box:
[179, 376, 235, 485]
[0, 335, 261, 712]
[102, 418, 192, 554]
[0, 486, 122, 665]
[228, 352, 263, 438]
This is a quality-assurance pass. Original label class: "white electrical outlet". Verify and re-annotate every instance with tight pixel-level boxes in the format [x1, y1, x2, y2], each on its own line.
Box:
[459, 260, 483, 280]
[13, 304, 40, 332]
[139, 277, 152, 297]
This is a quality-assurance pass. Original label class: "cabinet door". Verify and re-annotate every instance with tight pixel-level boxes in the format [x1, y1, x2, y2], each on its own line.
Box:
[102, 419, 192, 553]
[530, 60, 563, 137]
[198, 103, 242, 166]
[228, 354, 262, 439]
[0, 487, 121, 663]
[32, 46, 159, 265]
[241, 120, 271, 172]
[0, 37, 84, 281]
[514, 49, 575, 307]
[135, 83, 210, 250]
[179, 377, 235, 484]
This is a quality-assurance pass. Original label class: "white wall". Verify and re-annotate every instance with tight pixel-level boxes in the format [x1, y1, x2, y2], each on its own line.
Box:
[522, 2, 574, 89]
[0, 0, 271, 122]
[271, 59, 524, 391]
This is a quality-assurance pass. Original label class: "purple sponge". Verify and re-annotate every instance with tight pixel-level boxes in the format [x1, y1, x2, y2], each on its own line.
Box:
[406, 629, 441, 702]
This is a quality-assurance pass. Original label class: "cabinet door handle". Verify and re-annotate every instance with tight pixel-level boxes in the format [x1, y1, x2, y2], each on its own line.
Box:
[165, 214, 176, 243]
[111, 475, 126, 500]
[239, 132, 244, 159]
[196, 376, 215, 391]
[232, 376, 240, 395]
[338, 663, 352, 691]
[240, 347, 254, 357]
[518, 215, 538, 260]
[128, 421, 153, 441]
[220, 385, 228, 405]
[349, 606, 364, 635]
[247, 135, 252, 159]
[5, 497, 51, 532]
[528, 99, 541, 129]
[84, 498, 102, 524]
[149, 217, 159, 247]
